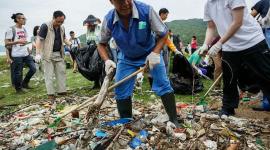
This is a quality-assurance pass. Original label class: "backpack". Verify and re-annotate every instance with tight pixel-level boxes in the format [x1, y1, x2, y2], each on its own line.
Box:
[5, 26, 27, 56]
[69, 38, 79, 46]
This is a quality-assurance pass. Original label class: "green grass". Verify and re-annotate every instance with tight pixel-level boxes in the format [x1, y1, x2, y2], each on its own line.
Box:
[0, 54, 215, 114]
[0, 67, 100, 111]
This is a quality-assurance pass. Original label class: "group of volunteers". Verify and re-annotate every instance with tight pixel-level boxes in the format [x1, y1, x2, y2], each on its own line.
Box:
[4, 0, 270, 128]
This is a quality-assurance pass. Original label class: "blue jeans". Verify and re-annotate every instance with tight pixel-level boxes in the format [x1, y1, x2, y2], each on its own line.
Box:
[264, 28, 270, 50]
[11, 55, 36, 90]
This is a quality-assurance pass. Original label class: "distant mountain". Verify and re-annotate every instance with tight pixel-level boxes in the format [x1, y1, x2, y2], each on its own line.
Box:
[0, 45, 5, 52]
[78, 34, 87, 47]
[78, 19, 208, 47]
[166, 18, 207, 46]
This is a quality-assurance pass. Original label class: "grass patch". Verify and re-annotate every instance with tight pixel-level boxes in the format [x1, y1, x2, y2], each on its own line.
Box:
[0, 54, 215, 114]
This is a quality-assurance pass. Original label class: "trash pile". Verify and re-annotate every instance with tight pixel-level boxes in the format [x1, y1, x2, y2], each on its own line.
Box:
[0, 93, 270, 150]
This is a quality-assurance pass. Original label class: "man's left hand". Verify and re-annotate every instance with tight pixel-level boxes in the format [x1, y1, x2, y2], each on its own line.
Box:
[145, 52, 160, 70]
[174, 49, 183, 55]
[207, 41, 222, 57]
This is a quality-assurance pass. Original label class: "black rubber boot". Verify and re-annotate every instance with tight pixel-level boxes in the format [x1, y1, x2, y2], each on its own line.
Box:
[161, 92, 181, 128]
[91, 79, 100, 89]
[22, 82, 34, 89]
[16, 88, 27, 95]
[116, 97, 132, 118]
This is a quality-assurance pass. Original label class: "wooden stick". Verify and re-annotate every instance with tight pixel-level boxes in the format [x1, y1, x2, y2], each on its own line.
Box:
[106, 126, 125, 150]
[203, 72, 223, 97]
[60, 66, 146, 118]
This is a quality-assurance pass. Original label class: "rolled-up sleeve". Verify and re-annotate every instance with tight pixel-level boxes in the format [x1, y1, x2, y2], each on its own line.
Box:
[98, 17, 111, 43]
[149, 6, 167, 37]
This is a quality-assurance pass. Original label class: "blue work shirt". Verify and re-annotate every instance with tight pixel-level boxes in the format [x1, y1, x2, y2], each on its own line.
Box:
[98, 0, 167, 63]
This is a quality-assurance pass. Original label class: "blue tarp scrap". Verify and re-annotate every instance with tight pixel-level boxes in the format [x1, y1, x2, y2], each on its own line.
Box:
[108, 118, 134, 126]
[95, 130, 110, 138]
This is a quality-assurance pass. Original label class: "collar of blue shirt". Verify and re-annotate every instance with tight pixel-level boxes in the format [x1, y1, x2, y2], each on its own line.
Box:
[113, 1, 139, 25]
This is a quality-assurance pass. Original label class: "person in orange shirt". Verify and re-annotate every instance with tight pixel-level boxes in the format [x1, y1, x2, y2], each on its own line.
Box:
[159, 8, 182, 75]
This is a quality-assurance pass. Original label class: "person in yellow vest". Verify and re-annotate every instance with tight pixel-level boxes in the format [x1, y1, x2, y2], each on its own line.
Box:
[35, 11, 72, 100]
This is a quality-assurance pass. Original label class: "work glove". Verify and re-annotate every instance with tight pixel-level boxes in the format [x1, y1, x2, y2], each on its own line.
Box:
[35, 55, 41, 63]
[174, 49, 183, 55]
[197, 69, 203, 76]
[105, 60, 116, 74]
[145, 52, 160, 70]
[198, 44, 209, 56]
[207, 41, 222, 57]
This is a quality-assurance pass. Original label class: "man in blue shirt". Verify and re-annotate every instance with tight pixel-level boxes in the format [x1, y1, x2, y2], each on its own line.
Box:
[251, 0, 270, 49]
[98, 0, 180, 127]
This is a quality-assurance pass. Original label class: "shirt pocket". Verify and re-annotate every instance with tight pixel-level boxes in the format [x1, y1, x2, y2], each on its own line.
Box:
[136, 24, 148, 44]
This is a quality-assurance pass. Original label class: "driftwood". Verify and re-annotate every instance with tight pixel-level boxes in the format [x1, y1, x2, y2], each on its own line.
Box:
[79, 66, 146, 149]
[79, 67, 115, 149]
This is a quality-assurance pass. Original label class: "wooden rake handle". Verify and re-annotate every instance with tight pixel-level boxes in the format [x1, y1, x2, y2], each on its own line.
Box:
[60, 66, 147, 118]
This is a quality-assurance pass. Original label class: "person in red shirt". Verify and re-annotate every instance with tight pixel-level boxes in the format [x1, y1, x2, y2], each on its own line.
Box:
[191, 35, 197, 54]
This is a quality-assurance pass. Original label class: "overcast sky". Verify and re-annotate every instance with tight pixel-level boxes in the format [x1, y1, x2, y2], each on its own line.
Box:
[0, 0, 259, 46]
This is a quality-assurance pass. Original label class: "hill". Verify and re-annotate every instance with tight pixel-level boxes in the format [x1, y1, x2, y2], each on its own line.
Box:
[166, 18, 207, 46]
[78, 34, 87, 47]
[78, 19, 207, 47]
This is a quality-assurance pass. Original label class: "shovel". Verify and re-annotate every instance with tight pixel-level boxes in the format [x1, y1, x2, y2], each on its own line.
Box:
[198, 72, 223, 106]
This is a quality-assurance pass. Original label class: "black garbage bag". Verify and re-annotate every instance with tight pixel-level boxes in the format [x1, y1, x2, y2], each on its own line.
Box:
[170, 54, 203, 94]
[70, 40, 113, 82]
[238, 63, 260, 94]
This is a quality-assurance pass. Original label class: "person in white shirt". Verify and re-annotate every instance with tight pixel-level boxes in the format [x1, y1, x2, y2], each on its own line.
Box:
[198, 0, 270, 116]
[69, 31, 82, 73]
[5, 13, 36, 95]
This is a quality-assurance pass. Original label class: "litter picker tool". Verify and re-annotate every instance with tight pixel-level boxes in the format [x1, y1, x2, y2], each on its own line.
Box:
[198, 72, 223, 106]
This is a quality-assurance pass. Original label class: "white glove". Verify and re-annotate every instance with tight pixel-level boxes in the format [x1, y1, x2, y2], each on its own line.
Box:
[174, 49, 183, 55]
[197, 69, 203, 75]
[35, 55, 41, 63]
[105, 60, 116, 74]
[145, 52, 160, 70]
[198, 44, 208, 56]
[207, 41, 222, 57]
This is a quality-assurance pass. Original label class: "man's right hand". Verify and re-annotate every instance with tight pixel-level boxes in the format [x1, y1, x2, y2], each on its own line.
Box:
[105, 60, 116, 74]
[7, 58, 13, 64]
[35, 55, 41, 63]
[197, 69, 203, 75]
[18, 40, 28, 45]
[198, 44, 209, 56]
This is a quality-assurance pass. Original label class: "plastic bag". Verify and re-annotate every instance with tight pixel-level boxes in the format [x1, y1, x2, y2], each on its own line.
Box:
[170, 54, 203, 94]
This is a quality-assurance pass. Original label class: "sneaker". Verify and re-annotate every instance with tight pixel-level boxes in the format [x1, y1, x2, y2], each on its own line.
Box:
[252, 105, 264, 111]
[22, 83, 34, 89]
[73, 70, 77, 73]
[218, 108, 235, 117]
[16, 88, 27, 95]
[250, 92, 263, 101]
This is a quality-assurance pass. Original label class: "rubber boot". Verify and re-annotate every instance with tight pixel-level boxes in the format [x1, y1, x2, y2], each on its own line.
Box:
[161, 92, 181, 128]
[91, 79, 100, 89]
[116, 97, 132, 118]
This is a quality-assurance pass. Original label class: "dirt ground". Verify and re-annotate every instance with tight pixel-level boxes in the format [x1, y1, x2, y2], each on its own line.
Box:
[236, 101, 270, 124]
[210, 99, 270, 124]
